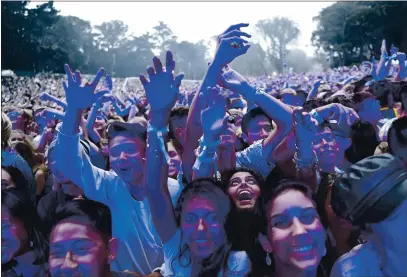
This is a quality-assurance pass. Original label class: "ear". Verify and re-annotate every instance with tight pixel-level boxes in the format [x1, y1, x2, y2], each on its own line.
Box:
[107, 237, 119, 263]
[258, 233, 272, 253]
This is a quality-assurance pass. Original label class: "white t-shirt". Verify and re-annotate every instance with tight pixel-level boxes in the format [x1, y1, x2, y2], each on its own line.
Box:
[236, 139, 275, 178]
[55, 127, 182, 275]
[163, 230, 251, 277]
[330, 241, 382, 277]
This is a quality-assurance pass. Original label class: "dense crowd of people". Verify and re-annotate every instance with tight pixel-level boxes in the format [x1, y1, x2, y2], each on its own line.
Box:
[1, 23, 407, 277]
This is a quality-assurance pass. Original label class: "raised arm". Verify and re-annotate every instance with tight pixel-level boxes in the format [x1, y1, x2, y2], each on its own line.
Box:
[192, 87, 228, 180]
[55, 65, 112, 203]
[40, 92, 67, 110]
[182, 23, 251, 182]
[220, 68, 294, 161]
[142, 51, 184, 243]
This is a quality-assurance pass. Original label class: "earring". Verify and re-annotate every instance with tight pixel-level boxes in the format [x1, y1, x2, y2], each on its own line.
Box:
[323, 247, 327, 257]
[30, 241, 34, 248]
[266, 253, 272, 266]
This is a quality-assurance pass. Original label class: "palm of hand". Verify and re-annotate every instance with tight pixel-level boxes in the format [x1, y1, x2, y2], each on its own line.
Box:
[63, 64, 106, 110]
[293, 109, 318, 142]
[144, 71, 178, 111]
[200, 88, 226, 140]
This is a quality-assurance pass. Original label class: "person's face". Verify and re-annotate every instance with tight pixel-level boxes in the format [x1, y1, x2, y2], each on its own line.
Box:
[313, 127, 339, 168]
[227, 172, 261, 211]
[246, 115, 272, 145]
[109, 135, 145, 184]
[181, 196, 226, 259]
[170, 115, 187, 147]
[359, 98, 381, 124]
[94, 112, 107, 133]
[49, 218, 117, 277]
[1, 206, 28, 264]
[266, 189, 326, 271]
[1, 169, 17, 190]
[10, 132, 25, 146]
[167, 142, 181, 179]
[7, 110, 25, 130]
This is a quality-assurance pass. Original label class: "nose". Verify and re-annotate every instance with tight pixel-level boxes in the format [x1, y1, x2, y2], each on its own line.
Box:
[196, 219, 207, 232]
[61, 251, 78, 270]
[119, 151, 128, 160]
[260, 128, 269, 138]
[292, 217, 307, 236]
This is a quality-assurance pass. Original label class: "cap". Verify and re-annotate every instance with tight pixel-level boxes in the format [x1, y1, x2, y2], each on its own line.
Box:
[331, 153, 407, 225]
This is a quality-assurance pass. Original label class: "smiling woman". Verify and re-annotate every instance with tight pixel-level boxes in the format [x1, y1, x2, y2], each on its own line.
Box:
[259, 180, 326, 277]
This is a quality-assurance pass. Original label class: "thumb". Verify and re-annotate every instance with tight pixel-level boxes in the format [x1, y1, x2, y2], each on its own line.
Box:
[174, 73, 185, 88]
[219, 73, 230, 88]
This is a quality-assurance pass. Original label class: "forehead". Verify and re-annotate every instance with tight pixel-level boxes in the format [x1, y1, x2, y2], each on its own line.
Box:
[248, 115, 271, 127]
[230, 171, 254, 180]
[269, 189, 314, 216]
[1, 169, 13, 182]
[167, 142, 178, 152]
[51, 219, 102, 244]
[315, 127, 334, 138]
[184, 196, 217, 213]
[170, 115, 187, 126]
[109, 135, 145, 149]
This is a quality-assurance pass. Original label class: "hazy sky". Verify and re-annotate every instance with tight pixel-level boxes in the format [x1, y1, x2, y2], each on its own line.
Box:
[29, 1, 335, 57]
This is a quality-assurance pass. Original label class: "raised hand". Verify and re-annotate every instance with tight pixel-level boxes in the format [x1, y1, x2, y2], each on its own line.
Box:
[95, 94, 116, 107]
[62, 64, 108, 110]
[219, 67, 252, 98]
[293, 107, 319, 144]
[381, 39, 388, 56]
[319, 103, 359, 137]
[139, 51, 184, 113]
[200, 87, 227, 142]
[213, 23, 251, 68]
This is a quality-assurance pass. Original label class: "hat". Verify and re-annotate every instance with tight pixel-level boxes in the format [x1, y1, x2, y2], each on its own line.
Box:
[331, 153, 407, 225]
[106, 116, 147, 142]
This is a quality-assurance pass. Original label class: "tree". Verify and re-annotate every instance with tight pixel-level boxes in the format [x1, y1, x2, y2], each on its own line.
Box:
[231, 43, 269, 76]
[169, 40, 208, 79]
[152, 21, 177, 58]
[286, 49, 312, 73]
[256, 17, 300, 72]
[312, 2, 407, 66]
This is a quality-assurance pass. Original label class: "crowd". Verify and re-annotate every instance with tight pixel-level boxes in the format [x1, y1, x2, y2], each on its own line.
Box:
[1, 23, 407, 277]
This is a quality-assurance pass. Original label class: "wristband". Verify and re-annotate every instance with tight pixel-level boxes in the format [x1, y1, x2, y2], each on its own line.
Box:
[310, 109, 324, 125]
[192, 135, 221, 171]
[147, 123, 170, 165]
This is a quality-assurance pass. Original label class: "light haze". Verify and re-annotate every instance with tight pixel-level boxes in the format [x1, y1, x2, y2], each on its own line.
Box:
[28, 1, 335, 57]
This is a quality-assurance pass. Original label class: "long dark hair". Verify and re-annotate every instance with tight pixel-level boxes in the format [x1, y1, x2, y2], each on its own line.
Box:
[221, 168, 269, 277]
[173, 178, 232, 277]
[1, 188, 48, 267]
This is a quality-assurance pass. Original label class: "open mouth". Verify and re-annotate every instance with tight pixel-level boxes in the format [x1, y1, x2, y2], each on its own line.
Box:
[237, 190, 253, 201]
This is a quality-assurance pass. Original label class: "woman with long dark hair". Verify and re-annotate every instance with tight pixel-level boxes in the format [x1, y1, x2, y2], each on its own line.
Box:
[2, 188, 48, 276]
[258, 180, 327, 277]
[221, 168, 270, 277]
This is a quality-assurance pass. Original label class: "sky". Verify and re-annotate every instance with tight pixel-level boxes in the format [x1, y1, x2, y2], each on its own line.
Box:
[28, 1, 335, 57]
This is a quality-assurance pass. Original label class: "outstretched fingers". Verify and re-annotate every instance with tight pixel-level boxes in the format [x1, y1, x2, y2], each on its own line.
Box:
[90, 67, 105, 88]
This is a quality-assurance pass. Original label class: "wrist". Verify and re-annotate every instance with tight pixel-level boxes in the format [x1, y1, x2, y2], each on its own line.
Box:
[150, 111, 170, 129]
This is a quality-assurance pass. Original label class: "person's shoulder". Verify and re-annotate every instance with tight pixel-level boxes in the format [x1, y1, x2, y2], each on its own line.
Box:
[330, 242, 377, 277]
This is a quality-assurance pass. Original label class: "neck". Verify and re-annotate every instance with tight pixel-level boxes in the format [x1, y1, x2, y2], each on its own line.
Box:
[319, 163, 336, 174]
[126, 180, 146, 201]
[275, 262, 317, 277]
[217, 145, 236, 172]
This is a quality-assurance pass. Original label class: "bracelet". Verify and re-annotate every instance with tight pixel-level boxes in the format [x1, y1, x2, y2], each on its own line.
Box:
[193, 135, 221, 171]
[147, 123, 170, 165]
[310, 109, 324, 125]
